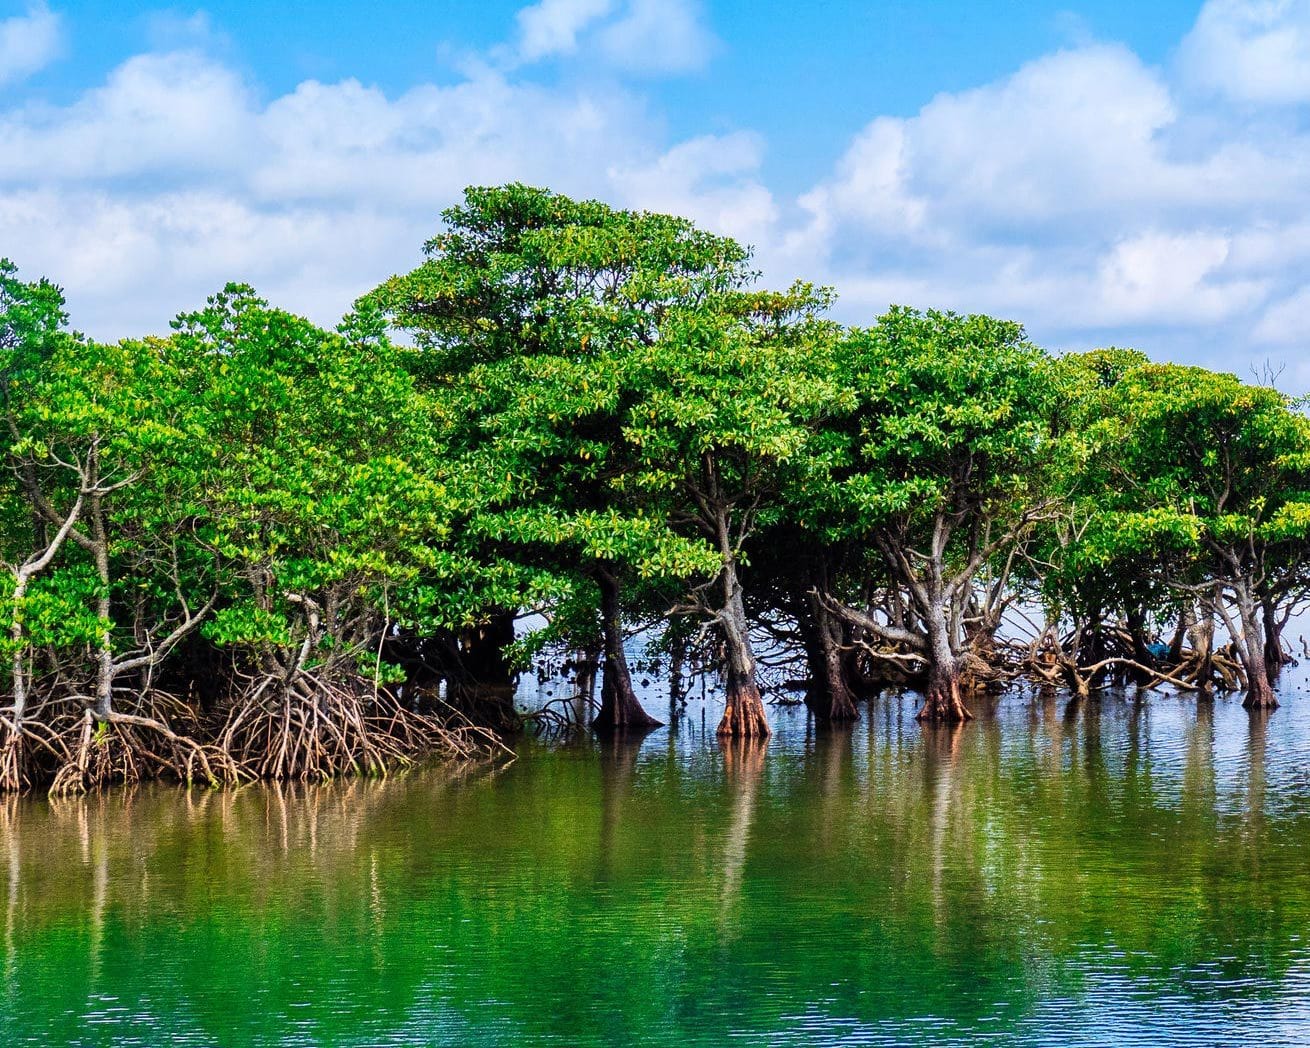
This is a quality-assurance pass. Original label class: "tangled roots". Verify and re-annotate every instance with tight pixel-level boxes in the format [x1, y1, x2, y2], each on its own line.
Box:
[0, 719, 67, 793]
[218, 672, 509, 783]
[0, 674, 508, 794]
[48, 693, 243, 797]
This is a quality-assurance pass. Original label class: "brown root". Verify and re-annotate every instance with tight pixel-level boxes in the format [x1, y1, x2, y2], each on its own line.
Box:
[48, 695, 243, 797]
[914, 670, 973, 723]
[217, 672, 509, 782]
[0, 717, 68, 793]
[1241, 670, 1280, 711]
[716, 681, 771, 738]
[0, 662, 511, 794]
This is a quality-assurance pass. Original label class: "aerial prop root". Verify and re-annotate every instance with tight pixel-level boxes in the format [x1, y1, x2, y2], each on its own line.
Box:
[217, 671, 510, 782]
[0, 712, 70, 792]
[48, 692, 242, 797]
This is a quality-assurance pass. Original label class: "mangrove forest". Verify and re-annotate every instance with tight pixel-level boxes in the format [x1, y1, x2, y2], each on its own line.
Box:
[1, 183, 1307, 794]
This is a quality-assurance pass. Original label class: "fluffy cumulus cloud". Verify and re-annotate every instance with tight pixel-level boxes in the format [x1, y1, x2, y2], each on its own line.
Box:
[509, 0, 715, 72]
[0, 24, 752, 337]
[1178, 0, 1310, 104]
[607, 132, 777, 246]
[1, 0, 1310, 388]
[514, 0, 614, 61]
[788, 15, 1310, 379]
[0, 1, 62, 86]
[594, 0, 716, 74]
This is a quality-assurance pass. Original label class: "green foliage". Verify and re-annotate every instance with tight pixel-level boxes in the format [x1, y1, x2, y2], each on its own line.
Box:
[796, 306, 1060, 668]
[0, 257, 68, 363]
[821, 307, 1056, 536]
[367, 184, 765, 650]
[365, 182, 749, 378]
[1058, 354, 1310, 578]
[167, 284, 477, 648]
[620, 283, 846, 507]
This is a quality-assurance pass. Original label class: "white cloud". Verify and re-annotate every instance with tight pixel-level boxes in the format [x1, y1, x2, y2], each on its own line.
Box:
[796, 45, 1188, 248]
[0, 52, 254, 182]
[596, 0, 716, 74]
[0, 45, 758, 339]
[0, 186, 422, 337]
[782, 25, 1310, 381]
[250, 70, 659, 208]
[1178, 0, 1310, 104]
[514, 0, 613, 61]
[608, 132, 776, 245]
[1254, 285, 1310, 343]
[1094, 231, 1267, 324]
[510, 0, 714, 73]
[0, 1, 62, 86]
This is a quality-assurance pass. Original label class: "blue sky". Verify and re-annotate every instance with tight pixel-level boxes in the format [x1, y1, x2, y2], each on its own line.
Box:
[2, 0, 1309, 388]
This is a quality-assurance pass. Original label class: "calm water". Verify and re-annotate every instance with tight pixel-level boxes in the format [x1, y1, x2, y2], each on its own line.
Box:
[5, 672, 1310, 1046]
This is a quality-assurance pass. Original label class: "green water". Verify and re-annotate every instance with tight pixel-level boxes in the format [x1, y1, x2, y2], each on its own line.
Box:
[5, 684, 1310, 1046]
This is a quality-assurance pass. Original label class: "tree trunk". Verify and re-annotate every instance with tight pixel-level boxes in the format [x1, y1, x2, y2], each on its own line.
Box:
[916, 660, 972, 723]
[669, 632, 686, 707]
[6, 486, 88, 739]
[915, 604, 972, 723]
[1125, 606, 1154, 684]
[1079, 614, 1108, 673]
[89, 486, 114, 723]
[571, 641, 599, 726]
[715, 560, 769, 738]
[1191, 608, 1215, 699]
[10, 575, 29, 728]
[1167, 602, 1192, 664]
[803, 589, 857, 723]
[1261, 595, 1287, 681]
[592, 571, 661, 735]
[1243, 666, 1278, 711]
[575, 648, 598, 705]
[718, 655, 769, 736]
[5, 573, 32, 791]
[1235, 584, 1278, 710]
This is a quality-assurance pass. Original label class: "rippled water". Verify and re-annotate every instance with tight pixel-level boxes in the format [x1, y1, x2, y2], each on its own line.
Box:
[5, 665, 1310, 1045]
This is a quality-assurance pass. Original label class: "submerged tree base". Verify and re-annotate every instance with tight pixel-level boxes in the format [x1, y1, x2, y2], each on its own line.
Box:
[591, 700, 663, 736]
[717, 683, 771, 738]
[445, 684, 522, 734]
[591, 652, 663, 736]
[914, 676, 974, 724]
[1242, 677, 1280, 711]
[805, 685, 859, 724]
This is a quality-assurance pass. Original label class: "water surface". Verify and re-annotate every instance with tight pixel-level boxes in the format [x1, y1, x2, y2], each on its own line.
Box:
[5, 673, 1310, 1046]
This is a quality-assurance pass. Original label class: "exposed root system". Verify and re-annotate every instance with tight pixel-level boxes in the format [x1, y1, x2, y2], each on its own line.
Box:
[49, 702, 243, 797]
[217, 671, 509, 783]
[0, 671, 510, 795]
